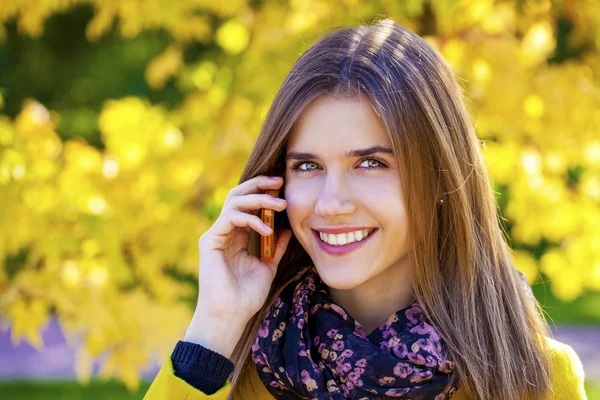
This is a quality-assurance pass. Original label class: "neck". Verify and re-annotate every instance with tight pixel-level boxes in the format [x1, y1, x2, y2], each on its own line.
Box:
[326, 254, 415, 335]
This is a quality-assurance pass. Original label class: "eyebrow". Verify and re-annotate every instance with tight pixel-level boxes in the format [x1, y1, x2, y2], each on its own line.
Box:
[285, 145, 394, 162]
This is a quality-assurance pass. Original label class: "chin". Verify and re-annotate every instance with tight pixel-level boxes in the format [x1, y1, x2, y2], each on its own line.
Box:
[314, 266, 367, 291]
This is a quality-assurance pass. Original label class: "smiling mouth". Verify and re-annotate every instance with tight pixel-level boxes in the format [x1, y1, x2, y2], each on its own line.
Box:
[315, 228, 376, 246]
[312, 228, 378, 256]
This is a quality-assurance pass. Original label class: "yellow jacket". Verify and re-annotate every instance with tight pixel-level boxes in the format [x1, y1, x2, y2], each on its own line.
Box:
[144, 337, 587, 399]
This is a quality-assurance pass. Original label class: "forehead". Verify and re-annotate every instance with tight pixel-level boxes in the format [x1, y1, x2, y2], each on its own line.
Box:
[286, 96, 391, 151]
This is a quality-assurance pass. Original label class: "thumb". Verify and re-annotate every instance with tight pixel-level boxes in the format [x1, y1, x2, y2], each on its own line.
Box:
[268, 229, 293, 269]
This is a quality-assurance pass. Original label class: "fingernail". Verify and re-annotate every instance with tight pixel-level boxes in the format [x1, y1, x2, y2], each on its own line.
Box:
[269, 176, 281, 180]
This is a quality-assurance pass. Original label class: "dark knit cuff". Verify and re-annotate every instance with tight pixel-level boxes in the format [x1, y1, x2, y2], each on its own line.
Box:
[171, 340, 235, 394]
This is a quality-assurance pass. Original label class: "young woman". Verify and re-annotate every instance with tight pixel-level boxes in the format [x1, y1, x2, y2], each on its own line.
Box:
[145, 19, 586, 399]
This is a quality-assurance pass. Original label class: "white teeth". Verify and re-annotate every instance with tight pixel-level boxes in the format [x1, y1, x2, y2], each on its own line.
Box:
[318, 229, 373, 246]
[347, 231, 355, 243]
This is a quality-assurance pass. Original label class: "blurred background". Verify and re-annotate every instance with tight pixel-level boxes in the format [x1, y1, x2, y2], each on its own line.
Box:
[0, 0, 598, 398]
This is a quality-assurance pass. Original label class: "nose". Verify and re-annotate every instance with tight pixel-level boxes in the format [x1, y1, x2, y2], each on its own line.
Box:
[313, 173, 357, 218]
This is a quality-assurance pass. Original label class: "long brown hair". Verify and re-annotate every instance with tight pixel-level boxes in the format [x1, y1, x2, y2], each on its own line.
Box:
[228, 18, 553, 399]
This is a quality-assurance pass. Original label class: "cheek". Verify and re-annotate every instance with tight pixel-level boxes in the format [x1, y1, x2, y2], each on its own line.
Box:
[371, 187, 409, 231]
[283, 183, 313, 225]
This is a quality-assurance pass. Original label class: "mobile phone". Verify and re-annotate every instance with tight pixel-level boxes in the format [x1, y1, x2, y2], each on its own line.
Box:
[260, 188, 281, 260]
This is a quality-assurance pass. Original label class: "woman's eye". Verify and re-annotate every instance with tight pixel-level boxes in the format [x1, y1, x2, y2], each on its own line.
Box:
[290, 158, 387, 174]
[360, 158, 384, 168]
[295, 161, 318, 171]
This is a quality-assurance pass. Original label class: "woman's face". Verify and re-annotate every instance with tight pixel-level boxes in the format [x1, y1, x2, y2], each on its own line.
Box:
[284, 95, 412, 291]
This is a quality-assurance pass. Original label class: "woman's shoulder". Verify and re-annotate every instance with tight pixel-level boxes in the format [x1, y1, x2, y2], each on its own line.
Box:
[547, 336, 582, 363]
[438, 337, 586, 400]
[546, 336, 587, 399]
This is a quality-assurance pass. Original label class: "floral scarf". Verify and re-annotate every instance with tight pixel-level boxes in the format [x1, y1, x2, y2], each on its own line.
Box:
[251, 265, 459, 399]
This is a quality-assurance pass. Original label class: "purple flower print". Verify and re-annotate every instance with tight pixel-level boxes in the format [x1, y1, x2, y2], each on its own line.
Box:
[393, 362, 414, 378]
[410, 369, 433, 383]
[298, 342, 307, 356]
[392, 343, 408, 358]
[388, 336, 401, 348]
[385, 387, 411, 396]
[348, 371, 361, 382]
[301, 370, 318, 392]
[425, 355, 437, 367]
[382, 327, 398, 339]
[252, 269, 458, 399]
[258, 320, 270, 338]
[269, 380, 287, 390]
[355, 359, 367, 368]
[354, 325, 367, 338]
[411, 330, 442, 352]
[429, 327, 442, 343]
[406, 306, 423, 325]
[439, 359, 456, 373]
[341, 383, 351, 397]
[340, 349, 353, 358]
[415, 337, 435, 353]
[332, 340, 344, 351]
[408, 352, 426, 365]
[330, 304, 348, 319]
[337, 362, 352, 374]
[411, 323, 435, 335]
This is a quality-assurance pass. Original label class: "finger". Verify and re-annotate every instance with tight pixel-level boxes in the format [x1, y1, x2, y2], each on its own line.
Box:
[223, 193, 287, 215]
[212, 210, 272, 237]
[265, 229, 293, 269]
[226, 175, 283, 202]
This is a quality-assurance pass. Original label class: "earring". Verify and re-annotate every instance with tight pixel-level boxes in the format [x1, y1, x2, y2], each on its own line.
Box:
[438, 198, 444, 205]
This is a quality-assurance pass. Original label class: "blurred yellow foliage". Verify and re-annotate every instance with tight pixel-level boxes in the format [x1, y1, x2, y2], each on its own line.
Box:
[0, 0, 599, 390]
[216, 19, 250, 55]
[145, 45, 183, 90]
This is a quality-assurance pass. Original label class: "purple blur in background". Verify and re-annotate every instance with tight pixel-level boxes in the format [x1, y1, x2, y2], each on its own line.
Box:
[0, 318, 598, 381]
[0, 318, 161, 381]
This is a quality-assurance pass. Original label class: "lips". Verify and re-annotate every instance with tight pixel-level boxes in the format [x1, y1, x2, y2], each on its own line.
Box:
[312, 228, 377, 256]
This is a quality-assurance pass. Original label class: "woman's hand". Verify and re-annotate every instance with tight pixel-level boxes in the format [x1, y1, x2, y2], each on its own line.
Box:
[196, 175, 292, 324]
